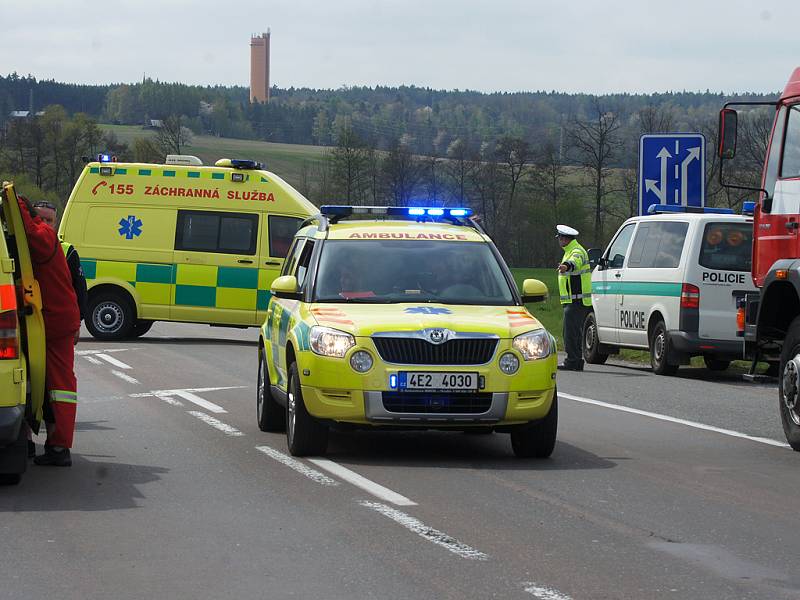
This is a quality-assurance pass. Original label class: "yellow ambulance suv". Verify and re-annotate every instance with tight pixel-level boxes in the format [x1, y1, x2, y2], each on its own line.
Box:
[257, 206, 558, 458]
[59, 156, 316, 340]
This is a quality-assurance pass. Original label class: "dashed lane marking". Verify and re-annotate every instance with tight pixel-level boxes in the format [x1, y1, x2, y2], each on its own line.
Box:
[255, 446, 339, 486]
[171, 390, 226, 414]
[559, 392, 791, 449]
[82, 355, 103, 365]
[130, 387, 246, 413]
[187, 411, 244, 436]
[110, 370, 140, 384]
[359, 500, 488, 560]
[523, 582, 574, 600]
[309, 458, 417, 506]
[96, 353, 132, 370]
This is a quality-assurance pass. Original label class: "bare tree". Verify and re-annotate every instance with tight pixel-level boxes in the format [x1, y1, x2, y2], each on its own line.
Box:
[155, 115, 192, 155]
[569, 100, 623, 245]
[382, 139, 421, 206]
[329, 125, 370, 204]
[533, 139, 569, 221]
[444, 138, 476, 205]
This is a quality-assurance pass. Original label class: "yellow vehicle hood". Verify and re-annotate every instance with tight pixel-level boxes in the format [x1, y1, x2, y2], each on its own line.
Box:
[308, 303, 543, 338]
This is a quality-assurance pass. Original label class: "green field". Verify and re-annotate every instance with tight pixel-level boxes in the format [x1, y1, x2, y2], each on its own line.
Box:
[101, 124, 326, 190]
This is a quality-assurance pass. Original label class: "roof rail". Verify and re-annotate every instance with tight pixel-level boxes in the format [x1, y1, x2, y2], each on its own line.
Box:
[646, 204, 734, 215]
[299, 213, 329, 232]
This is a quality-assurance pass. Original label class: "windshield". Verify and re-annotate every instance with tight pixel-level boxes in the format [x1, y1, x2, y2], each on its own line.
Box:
[313, 240, 516, 304]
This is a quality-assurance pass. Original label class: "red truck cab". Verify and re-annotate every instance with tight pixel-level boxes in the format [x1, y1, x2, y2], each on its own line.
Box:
[719, 67, 800, 450]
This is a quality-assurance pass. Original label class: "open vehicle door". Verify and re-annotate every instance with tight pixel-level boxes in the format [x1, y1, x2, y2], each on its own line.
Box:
[1, 183, 46, 429]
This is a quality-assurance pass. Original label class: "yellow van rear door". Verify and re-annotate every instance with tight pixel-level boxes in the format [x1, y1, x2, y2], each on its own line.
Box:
[172, 209, 261, 326]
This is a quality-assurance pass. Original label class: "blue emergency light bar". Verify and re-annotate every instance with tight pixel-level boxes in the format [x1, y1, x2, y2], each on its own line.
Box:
[97, 153, 113, 163]
[741, 201, 756, 216]
[320, 205, 473, 218]
[647, 204, 734, 215]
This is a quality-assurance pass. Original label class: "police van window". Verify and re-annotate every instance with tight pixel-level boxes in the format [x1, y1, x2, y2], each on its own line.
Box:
[295, 241, 315, 290]
[698, 223, 752, 272]
[176, 210, 258, 255]
[269, 216, 303, 258]
[781, 105, 800, 179]
[627, 221, 689, 269]
[764, 105, 787, 196]
[604, 223, 635, 269]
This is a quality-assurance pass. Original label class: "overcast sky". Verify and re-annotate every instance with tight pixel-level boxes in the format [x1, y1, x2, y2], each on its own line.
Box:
[2, 0, 798, 94]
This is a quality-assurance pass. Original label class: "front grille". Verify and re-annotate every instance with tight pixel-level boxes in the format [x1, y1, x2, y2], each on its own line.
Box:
[382, 392, 493, 414]
[373, 337, 497, 365]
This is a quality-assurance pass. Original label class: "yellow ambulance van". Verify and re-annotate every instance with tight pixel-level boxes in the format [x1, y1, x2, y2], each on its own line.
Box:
[59, 156, 317, 340]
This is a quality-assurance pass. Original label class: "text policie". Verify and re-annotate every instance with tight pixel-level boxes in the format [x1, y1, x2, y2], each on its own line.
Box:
[620, 309, 646, 330]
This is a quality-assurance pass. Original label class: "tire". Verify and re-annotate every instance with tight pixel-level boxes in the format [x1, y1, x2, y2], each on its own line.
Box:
[778, 315, 800, 451]
[582, 311, 609, 365]
[86, 291, 135, 341]
[650, 320, 678, 376]
[286, 362, 328, 456]
[704, 357, 730, 372]
[257, 350, 284, 432]
[129, 320, 154, 338]
[510, 390, 558, 458]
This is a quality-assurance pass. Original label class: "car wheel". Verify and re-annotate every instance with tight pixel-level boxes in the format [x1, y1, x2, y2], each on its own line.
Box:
[86, 291, 135, 341]
[129, 320, 154, 339]
[286, 362, 328, 456]
[257, 350, 285, 432]
[582, 311, 609, 365]
[704, 357, 730, 371]
[510, 389, 558, 458]
[778, 316, 800, 451]
[650, 320, 678, 376]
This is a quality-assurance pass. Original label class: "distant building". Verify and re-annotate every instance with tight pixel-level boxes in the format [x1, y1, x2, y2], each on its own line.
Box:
[250, 30, 271, 103]
[9, 110, 29, 119]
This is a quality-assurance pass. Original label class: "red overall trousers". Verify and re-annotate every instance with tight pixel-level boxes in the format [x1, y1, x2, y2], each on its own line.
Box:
[45, 334, 77, 448]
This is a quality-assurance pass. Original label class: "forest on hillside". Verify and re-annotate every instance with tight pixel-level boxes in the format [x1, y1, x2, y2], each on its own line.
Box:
[0, 73, 776, 266]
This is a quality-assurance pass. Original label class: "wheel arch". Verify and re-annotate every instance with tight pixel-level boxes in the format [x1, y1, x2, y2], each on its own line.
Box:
[758, 280, 800, 343]
[87, 280, 140, 318]
[647, 310, 666, 340]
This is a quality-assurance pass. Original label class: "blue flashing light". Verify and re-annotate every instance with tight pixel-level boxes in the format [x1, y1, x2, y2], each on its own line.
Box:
[408, 208, 426, 216]
[389, 374, 398, 389]
[98, 153, 112, 163]
[449, 209, 468, 217]
[427, 208, 444, 216]
[320, 205, 474, 219]
[647, 204, 734, 215]
[742, 201, 755, 216]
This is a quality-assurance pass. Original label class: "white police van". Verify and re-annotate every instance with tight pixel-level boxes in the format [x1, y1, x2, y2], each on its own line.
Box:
[583, 204, 758, 375]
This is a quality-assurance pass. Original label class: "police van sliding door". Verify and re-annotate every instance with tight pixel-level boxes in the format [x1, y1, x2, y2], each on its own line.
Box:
[595, 223, 636, 345]
[172, 210, 261, 326]
[695, 221, 753, 346]
[258, 215, 303, 324]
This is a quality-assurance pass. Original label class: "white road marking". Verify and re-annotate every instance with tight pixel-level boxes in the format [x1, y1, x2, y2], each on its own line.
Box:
[523, 582, 573, 600]
[96, 353, 132, 369]
[129, 386, 246, 413]
[559, 392, 791, 449]
[309, 458, 417, 506]
[110, 370, 140, 384]
[76, 348, 133, 355]
[130, 386, 245, 398]
[82, 355, 103, 365]
[157, 395, 183, 407]
[359, 500, 488, 560]
[254, 445, 339, 486]
[187, 411, 244, 436]
[171, 390, 226, 414]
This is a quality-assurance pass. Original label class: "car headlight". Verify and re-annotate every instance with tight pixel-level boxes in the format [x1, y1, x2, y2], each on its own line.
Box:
[512, 329, 552, 361]
[310, 326, 355, 358]
[350, 350, 373, 373]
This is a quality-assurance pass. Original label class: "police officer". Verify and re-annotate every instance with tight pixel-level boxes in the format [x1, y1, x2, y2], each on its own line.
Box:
[556, 225, 592, 371]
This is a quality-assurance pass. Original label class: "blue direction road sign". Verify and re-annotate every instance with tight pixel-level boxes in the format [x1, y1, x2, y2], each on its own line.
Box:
[639, 133, 705, 215]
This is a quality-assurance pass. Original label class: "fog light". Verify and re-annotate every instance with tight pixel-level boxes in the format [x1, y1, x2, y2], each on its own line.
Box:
[499, 352, 520, 374]
[350, 350, 373, 373]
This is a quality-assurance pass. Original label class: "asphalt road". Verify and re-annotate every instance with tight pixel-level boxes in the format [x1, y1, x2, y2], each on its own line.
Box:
[1, 322, 798, 600]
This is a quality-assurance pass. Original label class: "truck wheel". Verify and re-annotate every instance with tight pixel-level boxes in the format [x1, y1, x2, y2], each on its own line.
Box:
[129, 320, 154, 338]
[650, 320, 678, 376]
[704, 357, 730, 372]
[582, 312, 609, 365]
[86, 291, 135, 341]
[510, 389, 558, 458]
[257, 350, 284, 432]
[778, 316, 800, 451]
[286, 362, 328, 456]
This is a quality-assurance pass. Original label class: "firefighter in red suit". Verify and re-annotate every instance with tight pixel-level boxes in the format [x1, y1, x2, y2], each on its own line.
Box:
[18, 197, 80, 467]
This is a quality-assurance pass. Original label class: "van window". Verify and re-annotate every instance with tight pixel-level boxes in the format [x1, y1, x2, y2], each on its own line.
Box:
[627, 221, 689, 269]
[269, 216, 303, 258]
[604, 223, 636, 269]
[176, 210, 258, 255]
[698, 222, 752, 272]
[781, 104, 800, 179]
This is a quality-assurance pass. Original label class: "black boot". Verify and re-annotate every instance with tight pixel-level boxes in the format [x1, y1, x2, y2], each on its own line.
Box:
[27, 441, 36, 458]
[33, 445, 72, 467]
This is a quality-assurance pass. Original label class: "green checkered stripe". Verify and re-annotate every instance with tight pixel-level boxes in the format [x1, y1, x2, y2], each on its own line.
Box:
[88, 166, 270, 183]
[81, 259, 272, 311]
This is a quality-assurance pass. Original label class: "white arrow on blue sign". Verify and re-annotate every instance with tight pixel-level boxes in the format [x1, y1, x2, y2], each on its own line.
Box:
[638, 133, 705, 215]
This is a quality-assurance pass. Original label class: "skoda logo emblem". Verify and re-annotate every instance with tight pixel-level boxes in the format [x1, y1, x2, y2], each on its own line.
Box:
[428, 329, 447, 344]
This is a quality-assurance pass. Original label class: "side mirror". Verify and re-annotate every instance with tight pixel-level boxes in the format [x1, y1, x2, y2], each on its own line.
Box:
[718, 108, 738, 159]
[587, 248, 602, 270]
[271, 275, 301, 300]
[597, 256, 608, 271]
[521, 278, 548, 303]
